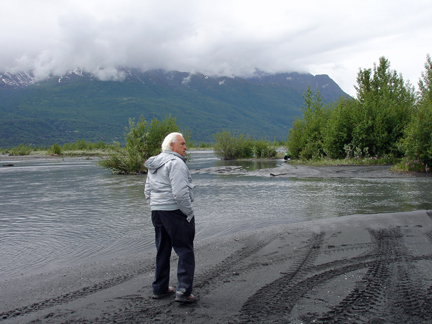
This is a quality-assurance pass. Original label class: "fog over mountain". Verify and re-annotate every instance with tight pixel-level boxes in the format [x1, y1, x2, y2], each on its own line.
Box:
[2, 0, 431, 147]
[1, 0, 431, 97]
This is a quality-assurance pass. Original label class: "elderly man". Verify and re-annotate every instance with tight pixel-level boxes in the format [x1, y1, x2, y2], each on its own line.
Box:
[144, 132, 196, 303]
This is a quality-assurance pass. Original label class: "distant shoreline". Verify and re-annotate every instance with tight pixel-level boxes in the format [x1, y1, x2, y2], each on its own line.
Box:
[0, 153, 104, 162]
[2, 152, 430, 177]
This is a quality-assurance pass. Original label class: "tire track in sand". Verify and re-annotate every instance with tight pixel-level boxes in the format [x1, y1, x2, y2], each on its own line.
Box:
[238, 227, 432, 324]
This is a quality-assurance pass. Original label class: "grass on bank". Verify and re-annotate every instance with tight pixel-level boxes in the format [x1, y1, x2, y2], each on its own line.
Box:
[287, 155, 430, 174]
[288, 155, 398, 166]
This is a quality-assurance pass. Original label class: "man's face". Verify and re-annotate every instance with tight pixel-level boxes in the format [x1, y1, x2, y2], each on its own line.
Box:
[171, 135, 187, 157]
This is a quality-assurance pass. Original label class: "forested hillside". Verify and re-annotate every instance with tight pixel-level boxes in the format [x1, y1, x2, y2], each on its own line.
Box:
[0, 69, 348, 147]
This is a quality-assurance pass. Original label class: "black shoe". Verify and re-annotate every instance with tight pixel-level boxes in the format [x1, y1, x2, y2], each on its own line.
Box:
[152, 287, 175, 299]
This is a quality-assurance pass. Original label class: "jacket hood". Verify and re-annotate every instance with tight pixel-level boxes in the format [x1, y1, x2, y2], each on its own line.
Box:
[145, 151, 186, 174]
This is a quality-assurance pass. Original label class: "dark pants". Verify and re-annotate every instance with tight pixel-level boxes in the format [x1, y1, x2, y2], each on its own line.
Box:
[151, 209, 195, 296]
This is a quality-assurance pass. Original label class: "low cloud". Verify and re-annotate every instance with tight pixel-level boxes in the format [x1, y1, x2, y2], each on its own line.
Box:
[1, 0, 431, 96]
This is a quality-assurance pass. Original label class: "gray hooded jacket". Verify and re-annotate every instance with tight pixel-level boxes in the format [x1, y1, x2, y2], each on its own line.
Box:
[144, 151, 195, 221]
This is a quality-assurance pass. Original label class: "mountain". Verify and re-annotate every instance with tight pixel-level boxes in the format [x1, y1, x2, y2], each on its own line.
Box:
[0, 68, 349, 148]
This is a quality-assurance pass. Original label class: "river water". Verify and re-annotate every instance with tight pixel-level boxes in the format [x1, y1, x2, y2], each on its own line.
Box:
[1, 151, 431, 282]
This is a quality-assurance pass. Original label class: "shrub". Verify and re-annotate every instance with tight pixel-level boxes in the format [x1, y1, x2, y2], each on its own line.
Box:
[10, 144, 32, 156]
[394, 158, 430, 173]
[197, 142, 212, 149]
[94, 141, 106, 149]
[98, 115, 182, 174]
[97, 143, 143, 174]
[287, 86, 330, 159]
[49, 143, 63, 155]
[253, 140, 277, 158]
[213, 130, 254, 159]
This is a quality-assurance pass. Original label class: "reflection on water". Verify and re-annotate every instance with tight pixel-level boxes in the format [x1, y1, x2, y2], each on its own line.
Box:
[0, 151, 431, 281]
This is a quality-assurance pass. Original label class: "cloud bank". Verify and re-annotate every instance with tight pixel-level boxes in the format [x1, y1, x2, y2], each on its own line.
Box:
[1, 0, 431, 95]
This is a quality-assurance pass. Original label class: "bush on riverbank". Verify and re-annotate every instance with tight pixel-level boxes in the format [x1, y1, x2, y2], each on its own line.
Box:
[392, 159, 430, 173]
[253, 140, 277, 158]
[48, 143, 63, 155]
[189, 141, 213, 149]
[213, 130, 253, 159]
[287, 55, 432, 173]
[213, 130, 278, 160]
[62, 139, 109, 151]
[8, 144, 32, 156]
[98, 115, 183, 174]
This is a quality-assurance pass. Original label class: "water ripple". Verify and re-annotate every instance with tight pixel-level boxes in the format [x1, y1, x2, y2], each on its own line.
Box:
[1, 154, 432, 281]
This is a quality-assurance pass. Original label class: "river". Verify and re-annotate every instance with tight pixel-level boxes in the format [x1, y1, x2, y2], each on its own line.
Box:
[1, 151, 431, 282]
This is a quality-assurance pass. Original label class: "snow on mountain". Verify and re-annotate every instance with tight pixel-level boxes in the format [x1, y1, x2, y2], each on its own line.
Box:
[0, 71, 36, 88]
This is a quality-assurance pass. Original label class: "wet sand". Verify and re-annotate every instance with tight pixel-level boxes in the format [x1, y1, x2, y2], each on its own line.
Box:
[196, 162, 429, 178]
[1, 210, 432, 323]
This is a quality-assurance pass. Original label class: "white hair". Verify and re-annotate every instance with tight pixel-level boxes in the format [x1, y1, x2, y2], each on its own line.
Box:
[161, 132, 183, 151]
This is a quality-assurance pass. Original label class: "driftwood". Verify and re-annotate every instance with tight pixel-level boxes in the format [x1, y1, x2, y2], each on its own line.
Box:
[2, 164, 14, 167]
[270, 172, 287, 177]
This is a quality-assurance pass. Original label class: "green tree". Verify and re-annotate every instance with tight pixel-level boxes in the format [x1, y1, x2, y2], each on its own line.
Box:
[323, 97, 358, 158]
[322, 57, 416, 160]
[98, 115, 182, 174]
[353, 57, 415, 156]
[287, 86, 330, 159]
[401, 55, 432, 165]
[418, 54, 432, 106]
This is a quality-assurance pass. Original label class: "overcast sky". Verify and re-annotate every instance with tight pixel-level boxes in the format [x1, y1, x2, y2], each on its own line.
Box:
[1, 0, 431, 96]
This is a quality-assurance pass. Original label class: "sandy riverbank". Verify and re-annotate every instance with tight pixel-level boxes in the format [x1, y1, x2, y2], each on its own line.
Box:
[1, 210, 432, 323]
